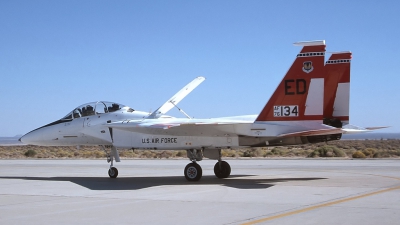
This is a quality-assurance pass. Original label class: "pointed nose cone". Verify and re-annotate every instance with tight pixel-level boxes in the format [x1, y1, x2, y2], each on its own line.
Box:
[20, 130, 44, 145]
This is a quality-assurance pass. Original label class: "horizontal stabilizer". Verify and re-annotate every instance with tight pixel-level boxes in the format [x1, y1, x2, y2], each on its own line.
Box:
[147, 76, 205, 119]
[278, 128, 342, 137]
[293, 40, 325, 46]
[341, 124, 389, 134]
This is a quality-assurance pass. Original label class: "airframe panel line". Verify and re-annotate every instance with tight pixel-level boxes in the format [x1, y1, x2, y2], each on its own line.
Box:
[240, 185, 400, 225]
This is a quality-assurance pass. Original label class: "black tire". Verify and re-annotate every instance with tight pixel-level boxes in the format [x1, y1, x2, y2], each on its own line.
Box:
[108, 167, 118, 178]
[184, 163, 202, 181]
[214, 161, 231, 178]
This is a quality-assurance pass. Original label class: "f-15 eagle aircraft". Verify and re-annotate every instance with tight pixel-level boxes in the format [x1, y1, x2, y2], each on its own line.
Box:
[20, 40, 378, 181]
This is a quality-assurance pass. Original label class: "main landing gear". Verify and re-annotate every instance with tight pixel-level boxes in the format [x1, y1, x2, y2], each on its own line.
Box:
[214, 160, 231, 179]
[184, 162, 202, 181]
[184, 149, 231, 181]
[102, 145, 120, 178]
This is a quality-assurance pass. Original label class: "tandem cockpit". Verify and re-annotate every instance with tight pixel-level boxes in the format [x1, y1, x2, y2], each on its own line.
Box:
[20, 101, 138, 143]
[61, 101, 134, 120]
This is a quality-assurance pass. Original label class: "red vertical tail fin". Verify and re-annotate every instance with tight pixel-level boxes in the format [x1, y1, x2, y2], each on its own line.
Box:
[256, 40, 326, 122]
[323, 52, 352, 127]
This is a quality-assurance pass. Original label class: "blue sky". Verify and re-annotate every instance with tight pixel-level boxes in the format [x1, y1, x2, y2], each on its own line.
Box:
[1, 1, 400, 136]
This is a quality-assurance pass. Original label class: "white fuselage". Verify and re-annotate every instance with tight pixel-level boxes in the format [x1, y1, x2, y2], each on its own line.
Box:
[21, 106, 332, 149]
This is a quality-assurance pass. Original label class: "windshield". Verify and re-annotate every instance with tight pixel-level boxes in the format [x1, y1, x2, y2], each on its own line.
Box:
[61, 101, 126, 119]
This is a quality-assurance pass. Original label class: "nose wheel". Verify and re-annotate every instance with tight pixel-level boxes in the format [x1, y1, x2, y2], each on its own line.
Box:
[108, 167, 118, 178]
[184, 162, 202, 181]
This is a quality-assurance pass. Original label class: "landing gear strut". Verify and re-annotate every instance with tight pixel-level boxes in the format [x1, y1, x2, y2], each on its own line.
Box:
[102, 145, 120, 178]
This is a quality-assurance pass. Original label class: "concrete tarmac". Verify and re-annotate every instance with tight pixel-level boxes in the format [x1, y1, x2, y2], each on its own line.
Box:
[0, 159, 399, 225]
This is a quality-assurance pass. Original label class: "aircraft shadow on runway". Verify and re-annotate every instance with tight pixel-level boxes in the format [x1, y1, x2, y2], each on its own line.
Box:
[0, 175, 325, 190]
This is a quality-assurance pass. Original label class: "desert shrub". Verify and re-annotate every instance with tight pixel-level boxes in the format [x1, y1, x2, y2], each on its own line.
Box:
[94, 150, 105, 158]
[264, 151, 273, 157]
[24, 149, 37, 157]
[318, 146, 329, 157]
[362, 148, 376, 157]
[325, 151, 333, 157]
[81, 151, 92, 158]
[308, 146, 328, 157]
[122, 150, 136, 158]
[308, 150, 318, 158]
[308, 145, 344, 158]
[333, 148, 346, 157]
[221, 149, 237, 157]
[118, 151, 126, 157]
[242, 148, 263, 157]
[254, 148, 264, 157]
[176, 150, 186, 157]
[56, 150, 68, 157]
[271, 147, 282, 155]
[142, 150, 155, 158]
[221, 150, 229, 157]
[373, 152, 382, 158]
[242, 150, 252, 157]
[229, 150, 238, 157]
[158, 151, 173, 159]
[352, 151, 366, 158]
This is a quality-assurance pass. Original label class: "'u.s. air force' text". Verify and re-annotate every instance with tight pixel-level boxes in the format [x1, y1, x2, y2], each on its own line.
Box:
[141, 138, 178, 144]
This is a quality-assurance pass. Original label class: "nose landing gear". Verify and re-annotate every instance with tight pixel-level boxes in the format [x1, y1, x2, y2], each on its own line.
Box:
[102, 145, 120, 178]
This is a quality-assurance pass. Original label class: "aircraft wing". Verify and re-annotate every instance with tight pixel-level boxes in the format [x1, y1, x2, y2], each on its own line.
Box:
[107, 120, 248, 130]
[279, 125, 389, 137]
[106, 118, 252, 136]
[147, 76, 205, 119]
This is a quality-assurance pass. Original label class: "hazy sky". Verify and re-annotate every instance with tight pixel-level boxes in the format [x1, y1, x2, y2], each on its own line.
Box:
[1, 1, 400, 136]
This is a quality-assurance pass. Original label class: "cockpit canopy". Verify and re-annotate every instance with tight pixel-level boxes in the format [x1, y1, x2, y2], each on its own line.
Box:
[61, 101, 133, 120]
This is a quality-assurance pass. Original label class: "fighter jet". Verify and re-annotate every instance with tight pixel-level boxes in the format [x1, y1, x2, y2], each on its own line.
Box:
[20, 40, 381, 181]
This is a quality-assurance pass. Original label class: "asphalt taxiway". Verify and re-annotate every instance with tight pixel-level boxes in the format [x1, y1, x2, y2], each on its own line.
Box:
[0, 159, 399, 224]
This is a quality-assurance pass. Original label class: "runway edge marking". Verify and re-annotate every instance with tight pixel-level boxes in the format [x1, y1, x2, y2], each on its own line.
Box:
[240, 185, 400, 225]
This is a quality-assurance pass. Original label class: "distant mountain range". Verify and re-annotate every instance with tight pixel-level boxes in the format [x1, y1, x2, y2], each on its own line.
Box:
[1, 133, 399, 146]
[0, 136, 22, 146]
[341, 132, 400, 140]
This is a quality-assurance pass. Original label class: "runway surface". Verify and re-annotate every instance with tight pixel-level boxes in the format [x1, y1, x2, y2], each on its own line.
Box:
[0, 159, 399, 224]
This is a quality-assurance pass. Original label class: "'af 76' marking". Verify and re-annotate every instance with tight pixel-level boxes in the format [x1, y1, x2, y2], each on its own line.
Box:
[274, 105, 299, 117]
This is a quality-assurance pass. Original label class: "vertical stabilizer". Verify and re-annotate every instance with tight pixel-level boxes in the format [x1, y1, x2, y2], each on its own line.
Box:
[323, 52, 351, 127]
[256, 40, 326, 122]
